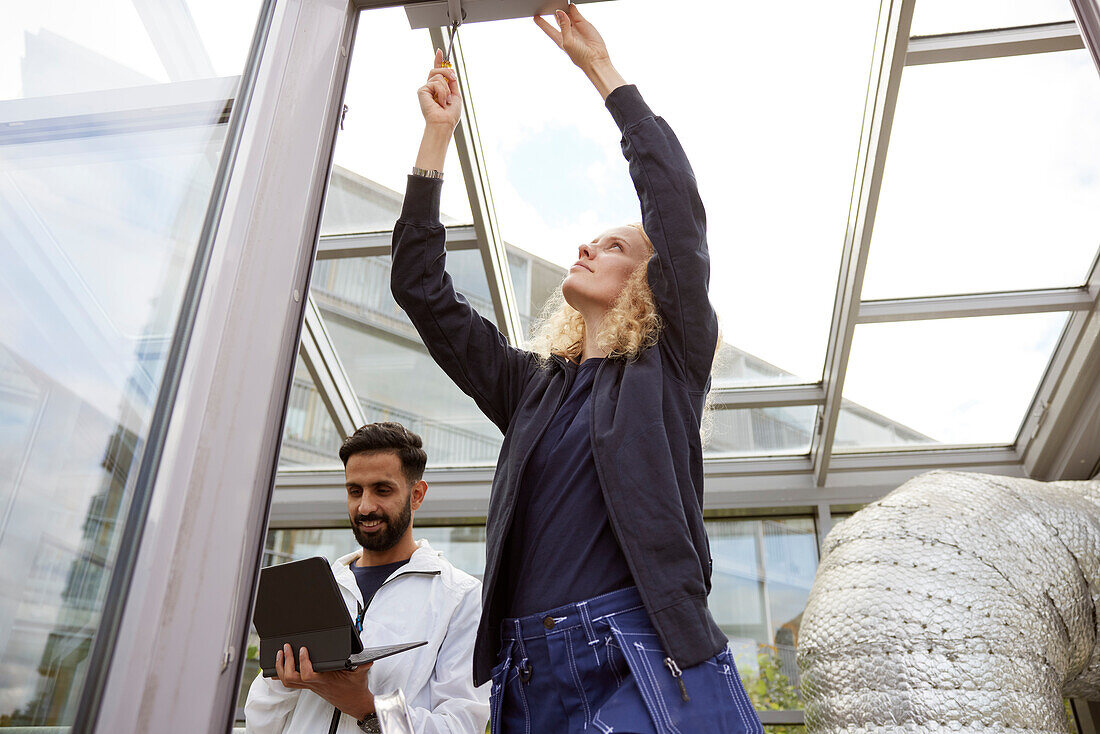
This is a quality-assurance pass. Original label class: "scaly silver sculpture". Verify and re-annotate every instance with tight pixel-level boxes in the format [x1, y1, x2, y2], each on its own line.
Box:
[799, 470, 1100, 732]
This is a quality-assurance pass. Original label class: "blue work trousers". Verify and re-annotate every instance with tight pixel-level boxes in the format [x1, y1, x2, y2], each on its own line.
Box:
[490, 587, 764, 734]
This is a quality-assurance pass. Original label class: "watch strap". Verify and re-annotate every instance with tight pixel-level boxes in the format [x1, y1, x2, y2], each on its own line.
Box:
[411, 166, 443, 179]
[357, 712, 381, 733]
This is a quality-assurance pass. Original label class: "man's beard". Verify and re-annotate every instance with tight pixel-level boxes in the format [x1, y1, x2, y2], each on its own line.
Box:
[350, 492, 412, 552]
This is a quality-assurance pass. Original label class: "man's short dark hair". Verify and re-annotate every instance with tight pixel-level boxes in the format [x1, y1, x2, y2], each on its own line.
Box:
[339, 422, 427, 484]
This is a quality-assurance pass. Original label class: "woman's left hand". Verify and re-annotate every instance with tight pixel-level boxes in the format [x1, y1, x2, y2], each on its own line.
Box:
[534, 4, 610, 72]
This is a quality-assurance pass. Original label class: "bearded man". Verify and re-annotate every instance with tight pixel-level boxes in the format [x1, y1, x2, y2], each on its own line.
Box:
[245, 422, 489, 734]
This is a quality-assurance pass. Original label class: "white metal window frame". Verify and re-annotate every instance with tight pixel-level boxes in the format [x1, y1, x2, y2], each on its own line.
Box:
[87, 0, 359, 730]
[75, 0, 1100, 731]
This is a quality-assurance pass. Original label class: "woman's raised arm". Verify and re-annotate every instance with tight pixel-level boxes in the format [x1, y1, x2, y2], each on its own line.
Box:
[390, 52, 539, 433]
[414, 49, 461, 171]
[534, 4, 627, 100]
[536, 5, 719, 389]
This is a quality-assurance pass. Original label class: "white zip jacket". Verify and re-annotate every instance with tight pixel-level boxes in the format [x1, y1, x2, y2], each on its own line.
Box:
[244, 539, 489, 734]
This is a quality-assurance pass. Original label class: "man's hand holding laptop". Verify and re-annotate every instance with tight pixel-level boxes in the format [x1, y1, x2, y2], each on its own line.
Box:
[274, 643, 374, 722]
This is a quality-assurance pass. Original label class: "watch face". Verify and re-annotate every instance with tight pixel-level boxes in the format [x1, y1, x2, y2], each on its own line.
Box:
[357, 717, 381, 734]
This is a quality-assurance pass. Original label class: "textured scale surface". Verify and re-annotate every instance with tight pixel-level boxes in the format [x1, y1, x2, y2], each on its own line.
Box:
[798, 471, 1100, 733]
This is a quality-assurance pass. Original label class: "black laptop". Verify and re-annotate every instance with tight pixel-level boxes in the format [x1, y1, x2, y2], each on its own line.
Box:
[254, 557, 427, 677]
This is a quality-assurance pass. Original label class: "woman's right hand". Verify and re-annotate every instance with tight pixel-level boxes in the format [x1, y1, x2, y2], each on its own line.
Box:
[418, 49, 462, 131]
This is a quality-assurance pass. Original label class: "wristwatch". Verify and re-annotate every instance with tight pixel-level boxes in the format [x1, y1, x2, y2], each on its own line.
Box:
[356, 712, 381, 733]
[411, 166, 443, 179]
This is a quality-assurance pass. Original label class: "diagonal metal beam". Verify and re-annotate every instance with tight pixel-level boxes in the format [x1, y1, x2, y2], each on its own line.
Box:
[1070, 0, 1100, 77]
[1019, 252, 1100, 478]
[907, 21, 1083, 66]
[811, 0, 916, 487]
[857, 286, 1095, 323]
[429, 25, 525, 346]
[300, 295, 367, 438]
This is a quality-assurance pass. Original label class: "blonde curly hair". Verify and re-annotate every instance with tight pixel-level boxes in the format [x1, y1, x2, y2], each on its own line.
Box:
[527, 223, 661, 364]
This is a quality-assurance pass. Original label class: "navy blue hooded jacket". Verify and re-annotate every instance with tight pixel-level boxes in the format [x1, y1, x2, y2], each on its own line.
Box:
[391, 84, 725, 686]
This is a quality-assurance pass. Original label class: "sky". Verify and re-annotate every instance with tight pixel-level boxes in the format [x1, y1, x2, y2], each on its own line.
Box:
[5, 0, 1098, 447]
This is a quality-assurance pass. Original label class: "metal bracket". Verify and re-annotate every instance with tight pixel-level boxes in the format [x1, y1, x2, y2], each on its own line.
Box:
[1029, 399, 1050, 440]
[446, 0, 462, 25]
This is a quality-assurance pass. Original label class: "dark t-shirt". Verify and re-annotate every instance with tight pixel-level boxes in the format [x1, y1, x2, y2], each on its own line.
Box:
[350, 558, 410, 608]
[503, 357, 634, 617]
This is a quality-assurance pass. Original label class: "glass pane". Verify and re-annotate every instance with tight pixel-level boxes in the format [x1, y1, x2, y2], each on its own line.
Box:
[911, 0, 1075, 36]
[704, 407, 816, 458]
[513, 248, 565, 339]
[460, 0, 881, 385]
[311, 256, 503, 467]
[839, 312, 1067, 448]
[0, 1, 261, 727]
[864, 50, 1100, 299]
[321, 7, 472, 234]
[834, 400, 935, 448]
[279, 357, 343, 469]
[412, 526, 486, 581]
[711, 345, 814, 389]
[3, 1, 259, 98]
[708, 517, 818, 712]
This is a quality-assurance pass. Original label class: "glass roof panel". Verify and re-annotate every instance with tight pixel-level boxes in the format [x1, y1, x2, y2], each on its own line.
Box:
[864, 50, 1100, 299]
[279, 356, 343, 469]
[838, 312, 1067, 448]
[323, 7, 473, 235]
[3, 0, 260, 98]
[459, 0, 881, 385]
[311, 255, 503, 467]
[910, 0, 1075, 36]
[704, 406, 815, 458]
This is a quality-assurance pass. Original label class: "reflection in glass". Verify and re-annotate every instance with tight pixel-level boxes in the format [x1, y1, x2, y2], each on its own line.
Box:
[705, 407, 816, 458]
[3, 0, 259, 99]
[865, 50, 1100, 299]
[322, 7, 473, 233]
[834, 401, 932, 449]
[910, 0, 1074, 36]
[279, 357, 343, 468]
[841, 313, 1067, 447]
[321, 167, 438, 234]
[0, 2, 259, 726]
[416, 526, 488, 581]
[311, 256, 504, 467]
[460, 0, 881, 384]
[710, 345, 814, 389]
[708, 517, 818, 712]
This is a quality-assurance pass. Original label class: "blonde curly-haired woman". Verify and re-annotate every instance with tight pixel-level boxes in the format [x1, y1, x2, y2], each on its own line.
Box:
[390, 5, 763, 732]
